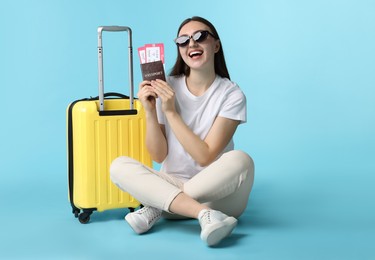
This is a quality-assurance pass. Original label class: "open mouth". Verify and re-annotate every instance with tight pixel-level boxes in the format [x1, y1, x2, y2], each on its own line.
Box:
[189, 51, 203, 58]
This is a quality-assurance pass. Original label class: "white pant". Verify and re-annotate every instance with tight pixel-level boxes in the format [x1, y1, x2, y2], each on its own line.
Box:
[110, 150, 254, 218]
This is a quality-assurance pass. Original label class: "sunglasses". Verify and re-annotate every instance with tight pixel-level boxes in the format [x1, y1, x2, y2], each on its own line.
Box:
[174, 30, 217, 47]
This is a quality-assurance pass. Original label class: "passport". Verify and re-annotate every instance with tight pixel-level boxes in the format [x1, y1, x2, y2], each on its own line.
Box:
[140, 60, 166, 81]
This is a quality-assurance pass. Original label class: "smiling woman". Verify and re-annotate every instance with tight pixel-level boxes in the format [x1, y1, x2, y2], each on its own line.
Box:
[110, 16, 254, 247]
[170, 16, 230, 80]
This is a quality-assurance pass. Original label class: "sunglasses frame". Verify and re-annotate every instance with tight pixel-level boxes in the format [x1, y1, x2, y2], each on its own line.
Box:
[174, 30, 217, 47]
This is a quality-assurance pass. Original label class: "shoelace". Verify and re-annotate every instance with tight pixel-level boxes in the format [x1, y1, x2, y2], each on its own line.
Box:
[138, 207, 161, 225]
[200, 210, 212, 225]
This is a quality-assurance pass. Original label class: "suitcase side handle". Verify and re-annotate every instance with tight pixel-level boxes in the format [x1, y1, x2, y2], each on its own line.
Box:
[97, 26, 134, 112]
[90, 92, 130, 100]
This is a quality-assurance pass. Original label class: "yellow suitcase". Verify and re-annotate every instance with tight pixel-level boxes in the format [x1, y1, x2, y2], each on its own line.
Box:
[67, 26, 151, 224]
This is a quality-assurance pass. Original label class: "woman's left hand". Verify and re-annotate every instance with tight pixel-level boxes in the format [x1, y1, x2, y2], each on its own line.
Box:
[151, 79, 176, 114]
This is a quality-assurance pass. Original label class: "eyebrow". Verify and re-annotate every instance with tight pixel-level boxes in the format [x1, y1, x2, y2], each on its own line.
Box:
[178, 29, 209, 37]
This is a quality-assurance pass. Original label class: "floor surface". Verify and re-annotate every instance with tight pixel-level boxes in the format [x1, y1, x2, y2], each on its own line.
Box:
[1, 165, 374, 260]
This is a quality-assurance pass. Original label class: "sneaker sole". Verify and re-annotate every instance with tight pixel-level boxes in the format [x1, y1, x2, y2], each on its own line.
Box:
[201, 217, 238, 246]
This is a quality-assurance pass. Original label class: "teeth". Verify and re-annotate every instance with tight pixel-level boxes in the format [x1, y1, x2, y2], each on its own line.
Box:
[189, 51, 203, 57]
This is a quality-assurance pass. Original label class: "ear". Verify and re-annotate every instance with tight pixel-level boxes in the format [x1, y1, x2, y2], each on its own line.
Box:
[214, 40, 221, 53]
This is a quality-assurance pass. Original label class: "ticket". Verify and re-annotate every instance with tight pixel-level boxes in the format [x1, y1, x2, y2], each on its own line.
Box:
[138, 43, 164, 64]
[137, 46, 146, 64]
[145, 43, 165, 64]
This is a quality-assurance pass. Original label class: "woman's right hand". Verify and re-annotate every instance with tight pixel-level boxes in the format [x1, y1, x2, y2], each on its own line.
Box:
[137, 80, 158, 112]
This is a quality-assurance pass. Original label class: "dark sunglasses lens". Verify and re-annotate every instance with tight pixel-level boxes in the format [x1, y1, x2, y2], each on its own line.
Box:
[175, 36, 190, 46]
[193, 31, 209, 42]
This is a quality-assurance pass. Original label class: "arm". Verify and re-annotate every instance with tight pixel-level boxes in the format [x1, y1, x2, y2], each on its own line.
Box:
[166, 113, 239, 166]
[137, 81, 168, 163]
[151, 79, 239, 167]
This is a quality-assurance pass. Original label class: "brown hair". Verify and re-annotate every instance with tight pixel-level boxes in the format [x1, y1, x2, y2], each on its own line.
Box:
[169, 16, 230, 80]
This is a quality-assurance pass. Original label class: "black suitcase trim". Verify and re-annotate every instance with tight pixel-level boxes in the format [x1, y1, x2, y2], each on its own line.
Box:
[67, 98, 93, 223]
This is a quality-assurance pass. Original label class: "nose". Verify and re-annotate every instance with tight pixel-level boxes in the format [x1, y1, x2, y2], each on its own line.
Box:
[189, 38, 198, 47]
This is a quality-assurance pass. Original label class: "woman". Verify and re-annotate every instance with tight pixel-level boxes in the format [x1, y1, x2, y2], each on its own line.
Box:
[110, 16, 254, 246]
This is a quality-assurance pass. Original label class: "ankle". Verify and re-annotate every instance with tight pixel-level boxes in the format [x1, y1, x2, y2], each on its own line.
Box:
[198, 208, 210, 220]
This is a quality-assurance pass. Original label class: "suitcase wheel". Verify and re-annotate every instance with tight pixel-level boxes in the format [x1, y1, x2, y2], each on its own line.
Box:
[78, 211, 92, 224]
[73, 209, 80, 218]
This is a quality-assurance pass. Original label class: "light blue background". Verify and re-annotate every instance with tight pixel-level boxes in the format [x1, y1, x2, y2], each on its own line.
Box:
[1, 0, 374, 259]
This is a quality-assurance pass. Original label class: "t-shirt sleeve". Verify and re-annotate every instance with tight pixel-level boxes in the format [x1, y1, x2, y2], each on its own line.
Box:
[218, 87, 247, 124]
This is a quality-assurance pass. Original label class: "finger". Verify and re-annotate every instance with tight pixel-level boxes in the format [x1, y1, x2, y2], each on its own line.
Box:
[138, 85, 155, 98]
[151, 81, 174, 96]
[139, 80, 152, 89]
[153, 79, 172, 91]
[152, 85, 169, 99]
[140, 90, 157, 100]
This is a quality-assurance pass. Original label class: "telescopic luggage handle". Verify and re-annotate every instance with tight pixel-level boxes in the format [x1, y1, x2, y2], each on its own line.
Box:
[97, 26, 134, 112]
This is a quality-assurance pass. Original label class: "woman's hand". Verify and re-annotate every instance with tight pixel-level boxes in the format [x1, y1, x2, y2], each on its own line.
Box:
[151, 79, 176, 115]
[137, 80, 158, 112]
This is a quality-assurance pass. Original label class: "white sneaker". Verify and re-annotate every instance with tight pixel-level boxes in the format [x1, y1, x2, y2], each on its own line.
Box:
[198, 209, 237, 246]
[125, 206, 162, 234]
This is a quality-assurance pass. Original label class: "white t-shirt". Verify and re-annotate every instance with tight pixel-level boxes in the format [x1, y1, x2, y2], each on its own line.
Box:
[156, 75, 247, 181]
